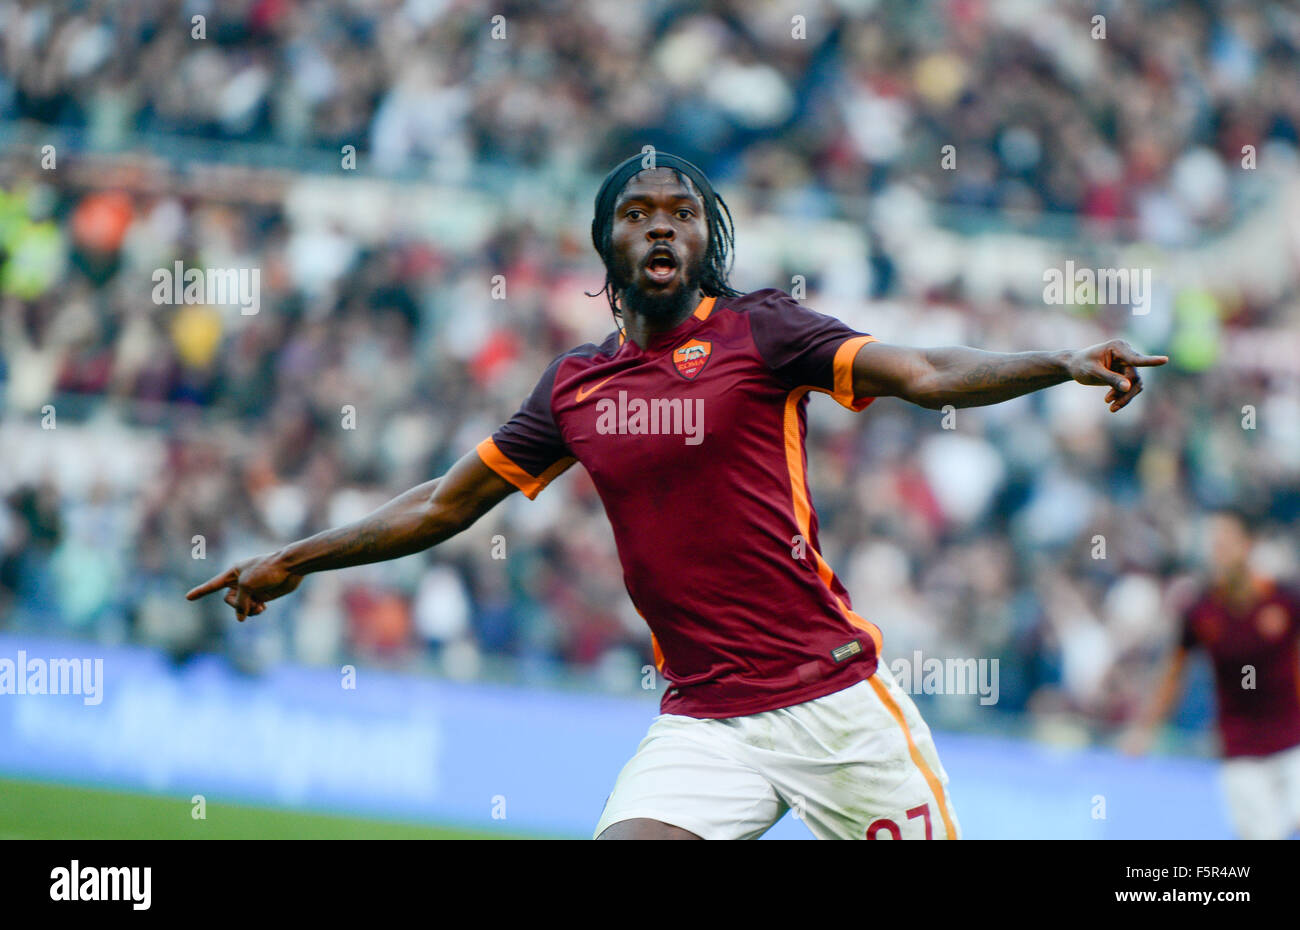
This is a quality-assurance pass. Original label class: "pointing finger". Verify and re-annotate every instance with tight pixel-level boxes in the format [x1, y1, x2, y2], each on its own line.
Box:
[187, 567, 237, 600]
[1116, 349, 1169, 368]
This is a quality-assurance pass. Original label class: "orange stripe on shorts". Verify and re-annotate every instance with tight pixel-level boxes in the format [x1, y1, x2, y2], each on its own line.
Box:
[868, 674, 958, 840]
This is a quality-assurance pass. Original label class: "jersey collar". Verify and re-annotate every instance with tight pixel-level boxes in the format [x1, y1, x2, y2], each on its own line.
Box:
[618, 295, 717, 353]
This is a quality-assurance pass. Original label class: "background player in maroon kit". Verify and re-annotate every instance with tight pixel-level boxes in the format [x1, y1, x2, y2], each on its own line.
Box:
[189, 152, 1168, 839]
[1125, 510, 1300, 840]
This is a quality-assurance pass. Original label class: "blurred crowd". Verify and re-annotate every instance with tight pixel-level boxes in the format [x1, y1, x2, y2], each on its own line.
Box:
[1, 0, 1299, 743]
[4, 0, 1300, 239]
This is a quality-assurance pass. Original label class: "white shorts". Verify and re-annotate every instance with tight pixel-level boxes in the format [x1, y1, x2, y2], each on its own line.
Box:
[1220, 743, 1300, 840]
[594, 664, 960, 839]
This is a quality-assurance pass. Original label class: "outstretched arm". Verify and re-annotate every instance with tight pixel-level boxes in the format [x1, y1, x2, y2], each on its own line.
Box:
[852, 338, 1168, 411]
[186, 449, 517, 621]
[1121, 646, 1189, 755]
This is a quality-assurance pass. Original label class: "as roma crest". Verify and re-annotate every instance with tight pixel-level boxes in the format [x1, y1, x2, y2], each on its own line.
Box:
[672, 339, 712, 380]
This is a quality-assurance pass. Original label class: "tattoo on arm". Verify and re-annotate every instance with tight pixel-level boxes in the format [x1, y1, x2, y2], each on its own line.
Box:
[924, 348, 1070, 408]
[284, 481, 450, 575]
[324, 519, 397, 560]
[959, 362, 1061, 391]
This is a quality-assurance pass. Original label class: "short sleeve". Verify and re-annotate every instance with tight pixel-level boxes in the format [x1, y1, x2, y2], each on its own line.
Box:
[477, 354, 576, 499]
[746, 288, 878, 410]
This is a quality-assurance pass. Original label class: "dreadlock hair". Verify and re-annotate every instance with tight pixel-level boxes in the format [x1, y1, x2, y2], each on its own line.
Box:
[587, 152, 744, 326]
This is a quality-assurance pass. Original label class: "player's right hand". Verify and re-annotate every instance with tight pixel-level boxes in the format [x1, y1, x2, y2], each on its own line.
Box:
[185, 553, 303, 622]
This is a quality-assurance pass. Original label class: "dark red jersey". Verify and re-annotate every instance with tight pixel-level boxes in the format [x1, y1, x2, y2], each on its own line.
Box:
[478, 289, 883, 717]
[1180, 577, 1300, 758]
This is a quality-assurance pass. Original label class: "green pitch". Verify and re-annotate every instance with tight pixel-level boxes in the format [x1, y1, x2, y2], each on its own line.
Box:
[0, 778, 546, 839]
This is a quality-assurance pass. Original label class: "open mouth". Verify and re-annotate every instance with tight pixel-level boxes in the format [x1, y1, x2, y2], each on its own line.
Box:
[643, 248, 678, 285]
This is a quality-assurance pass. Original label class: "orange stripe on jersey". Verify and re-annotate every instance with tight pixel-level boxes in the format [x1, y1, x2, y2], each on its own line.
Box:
[629, 604, 664, 673]
[811, 548, 884, 655]
[476, 437, 574, 500]
[832, 335, 878, 411]
[783, 386, 815, 532]
[614, 297, 711, 347]
[536, 455, 577, 487]
[781, 388, 884, 654]
[868, 674, 959, 839]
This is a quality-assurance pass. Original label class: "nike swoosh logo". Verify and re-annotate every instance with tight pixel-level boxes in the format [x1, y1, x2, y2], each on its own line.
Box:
[575, 374, 618, 403]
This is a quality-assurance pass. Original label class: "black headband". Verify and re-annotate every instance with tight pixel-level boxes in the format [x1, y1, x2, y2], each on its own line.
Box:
[590, 151, 718, 252]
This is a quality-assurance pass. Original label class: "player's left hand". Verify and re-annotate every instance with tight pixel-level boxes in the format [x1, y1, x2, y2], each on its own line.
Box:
[1065, 339, 1169, 412]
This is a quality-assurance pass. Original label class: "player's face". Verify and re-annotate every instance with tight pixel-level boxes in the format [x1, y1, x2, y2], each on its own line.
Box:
[609, 169, 708, 311]
[1206, 514, 1251, 577]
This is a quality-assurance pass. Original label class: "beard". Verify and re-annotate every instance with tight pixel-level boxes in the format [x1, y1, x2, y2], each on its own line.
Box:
[614, 258, 704, 324]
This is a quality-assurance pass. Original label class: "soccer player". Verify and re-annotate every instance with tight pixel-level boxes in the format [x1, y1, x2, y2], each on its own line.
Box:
[188, 151, 1168, 839]
[1124, 509, 1300, 840]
